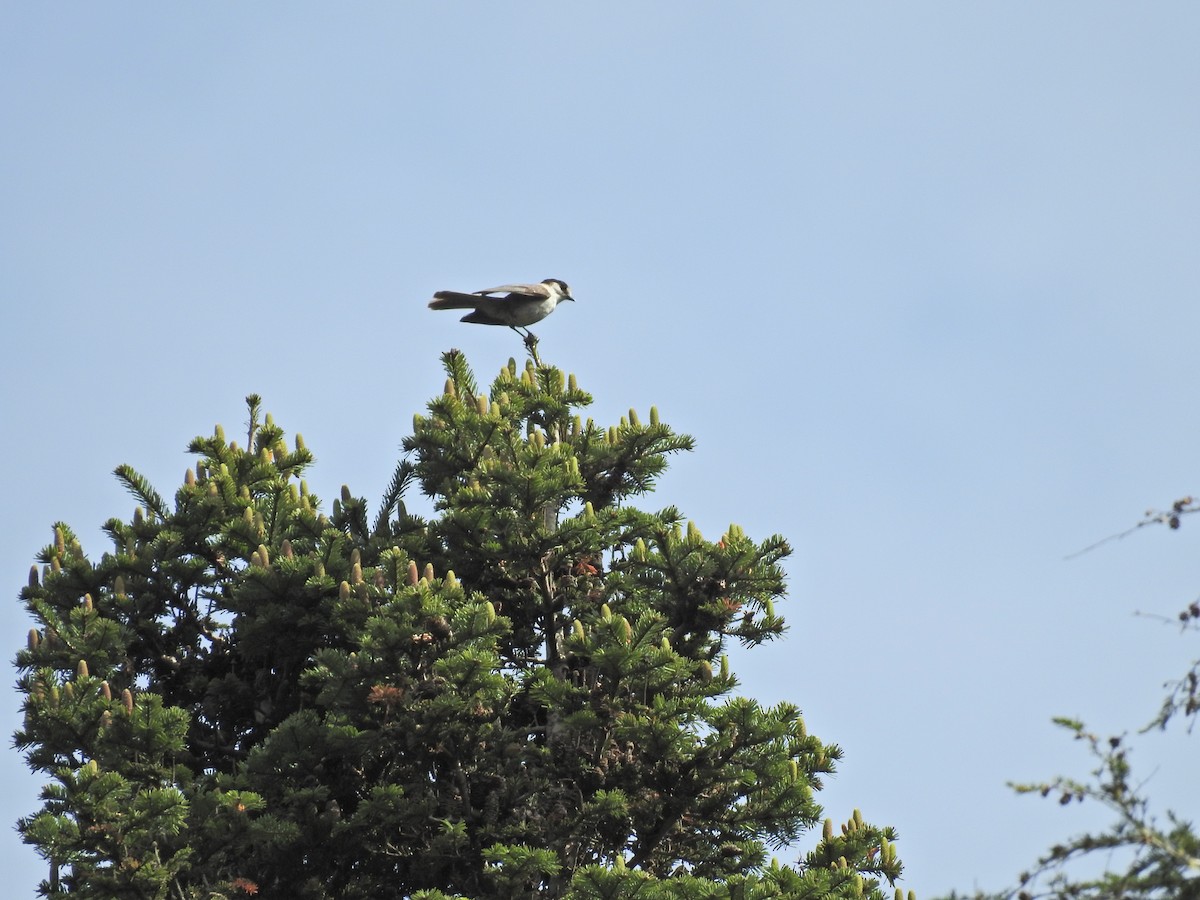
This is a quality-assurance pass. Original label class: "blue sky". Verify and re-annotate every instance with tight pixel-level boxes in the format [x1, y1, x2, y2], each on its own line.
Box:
[4, 4, 1200, 896]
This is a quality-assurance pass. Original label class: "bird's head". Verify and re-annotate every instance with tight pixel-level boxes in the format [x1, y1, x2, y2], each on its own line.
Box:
[541, 278, 574, 302]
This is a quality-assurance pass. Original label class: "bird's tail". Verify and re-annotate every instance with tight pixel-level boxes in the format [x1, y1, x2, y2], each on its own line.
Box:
[428, 291, 482, 310]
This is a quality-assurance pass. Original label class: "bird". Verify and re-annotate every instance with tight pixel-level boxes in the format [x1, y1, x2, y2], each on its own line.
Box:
[427, 279, 574, 348]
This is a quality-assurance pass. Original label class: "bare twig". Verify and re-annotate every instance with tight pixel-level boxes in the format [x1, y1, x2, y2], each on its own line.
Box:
[1064, 496, 1198, 560]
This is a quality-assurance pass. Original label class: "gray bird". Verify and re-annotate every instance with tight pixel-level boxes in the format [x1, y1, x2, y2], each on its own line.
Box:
[427, 279, 574, 346]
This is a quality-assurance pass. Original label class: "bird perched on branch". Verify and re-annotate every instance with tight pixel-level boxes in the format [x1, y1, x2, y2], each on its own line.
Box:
[427, 279, 574, 352]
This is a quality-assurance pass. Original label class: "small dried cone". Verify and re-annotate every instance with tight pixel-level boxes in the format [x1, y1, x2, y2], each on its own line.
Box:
[407, 561, 419, 586]
[122, 688, 134, 715]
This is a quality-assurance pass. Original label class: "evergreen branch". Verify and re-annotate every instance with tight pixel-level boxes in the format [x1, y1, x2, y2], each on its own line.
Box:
[245, 393, 263, 450]
[113, 464, 170, 521]
[374, 459, 416, 536]
[441, 349, 478, 400]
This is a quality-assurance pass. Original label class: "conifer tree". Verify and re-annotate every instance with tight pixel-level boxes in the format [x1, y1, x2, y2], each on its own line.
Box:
[15, 350, 912, 900]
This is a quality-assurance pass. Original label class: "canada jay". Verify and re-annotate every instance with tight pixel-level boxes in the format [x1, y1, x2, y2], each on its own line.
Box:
[427, 279, 574, 345]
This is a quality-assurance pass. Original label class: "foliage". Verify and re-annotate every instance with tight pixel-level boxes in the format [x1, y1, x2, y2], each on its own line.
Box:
[15, 351, 910, 899]
[941, 498, 1200, 900]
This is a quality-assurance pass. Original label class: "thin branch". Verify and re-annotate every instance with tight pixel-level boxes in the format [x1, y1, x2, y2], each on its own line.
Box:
[1064, 496, 1198, 560]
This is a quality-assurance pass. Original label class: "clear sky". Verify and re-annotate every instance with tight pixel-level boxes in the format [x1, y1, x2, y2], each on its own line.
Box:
[4, 4, 1200, 896]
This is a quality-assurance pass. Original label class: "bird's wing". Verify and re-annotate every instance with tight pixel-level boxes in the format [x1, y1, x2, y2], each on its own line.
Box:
[474, 282, 548, 298]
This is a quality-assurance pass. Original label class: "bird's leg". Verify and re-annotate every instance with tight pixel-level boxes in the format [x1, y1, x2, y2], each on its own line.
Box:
[523, 330, 542, 366]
